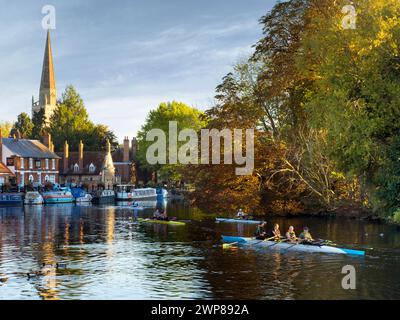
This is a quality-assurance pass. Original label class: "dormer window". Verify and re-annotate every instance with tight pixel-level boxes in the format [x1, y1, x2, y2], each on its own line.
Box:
[89, 163, 96, 173]
[73, 163, 80, 172]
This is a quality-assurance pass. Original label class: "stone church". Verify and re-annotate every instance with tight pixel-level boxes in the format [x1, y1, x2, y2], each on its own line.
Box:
[32, 30, 138, 189]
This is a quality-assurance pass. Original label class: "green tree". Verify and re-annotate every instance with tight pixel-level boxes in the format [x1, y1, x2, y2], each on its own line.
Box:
[49, 85, 118, 151]
[137, 101, 207, 182]
[11, 113, 33, 138]
[31, 108, 46, 140]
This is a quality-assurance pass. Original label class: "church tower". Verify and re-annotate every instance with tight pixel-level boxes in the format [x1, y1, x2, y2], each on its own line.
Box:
[32, 30, 57, 124]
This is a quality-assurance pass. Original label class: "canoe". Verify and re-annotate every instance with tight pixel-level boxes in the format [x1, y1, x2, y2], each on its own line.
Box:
[222, 236, 365, 256]
[137, 218, 186, 226]
[216, 218, 263, 225]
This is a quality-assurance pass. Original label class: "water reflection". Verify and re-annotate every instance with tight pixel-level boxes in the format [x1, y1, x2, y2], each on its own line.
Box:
[0, 203, 399, 299]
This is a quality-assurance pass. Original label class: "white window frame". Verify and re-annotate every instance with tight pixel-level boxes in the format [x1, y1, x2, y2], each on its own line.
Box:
[45, 175, 50, 182]
[52, 159, 56, 170]
[89, 163, 96, 173]
[20, 157, 24, 169]
[45, 159, 49, 169]
[29, 158, 33, 169]
[74, 163, 79, 173]
[28, 175, 34, 183]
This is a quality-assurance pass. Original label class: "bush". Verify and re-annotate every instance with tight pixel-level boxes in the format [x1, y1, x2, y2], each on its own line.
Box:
[393, 210, 400, 224]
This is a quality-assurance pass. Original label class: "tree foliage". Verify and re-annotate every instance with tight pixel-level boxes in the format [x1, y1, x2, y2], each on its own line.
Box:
[137, 101, 207, 182]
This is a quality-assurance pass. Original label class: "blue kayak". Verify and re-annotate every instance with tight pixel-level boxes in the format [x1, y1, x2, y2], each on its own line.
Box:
[222, 236, 365, 256]
[216, 218, 263, 225]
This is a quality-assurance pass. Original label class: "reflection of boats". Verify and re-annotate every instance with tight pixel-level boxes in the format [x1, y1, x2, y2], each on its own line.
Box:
[221, 236, 365, 256]
[216, 218, 262, 225]
[24, 192, 44, 205]
[137, 218, 186, 226]
[42, 187, 74, 204]
[115, 185, 157, 201]
[71, 188, 92, 203]
[92, 190, 115, 204]
[0, 193, 24, 206]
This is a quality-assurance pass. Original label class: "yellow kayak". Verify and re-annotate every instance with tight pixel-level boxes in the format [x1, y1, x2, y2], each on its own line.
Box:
[137, 218, 186, 226]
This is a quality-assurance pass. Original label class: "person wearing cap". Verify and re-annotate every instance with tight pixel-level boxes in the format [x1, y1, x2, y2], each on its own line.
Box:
[299, 227, 314, 242]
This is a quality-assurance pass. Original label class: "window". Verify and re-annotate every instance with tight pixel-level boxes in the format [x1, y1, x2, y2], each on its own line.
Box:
[45, 159, 49, 169]
[35, 160, 41, 169]
[45, 175, 50, 182]
[49, 175, 55, 183]
[52, 159, 56, 170]
[89, 163, 96, 173]
[74, 163, 79, 172]
[20, 157, 24, 169]
[29, 158, 33, 169]
[28, 175, 34, 182]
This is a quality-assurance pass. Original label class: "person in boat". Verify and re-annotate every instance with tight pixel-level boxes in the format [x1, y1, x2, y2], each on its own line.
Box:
[299, 227, 314, 243]
[255, 222, 267, 240]
[153, 209, 161, 219]
[285, 226, 297, 243]
[271, 223, 281, 241]
[158, 211, 169, 221]
[236, 209, 246, 220]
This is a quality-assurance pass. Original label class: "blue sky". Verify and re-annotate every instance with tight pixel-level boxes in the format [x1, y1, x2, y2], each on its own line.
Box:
[0, 0, 273, 141]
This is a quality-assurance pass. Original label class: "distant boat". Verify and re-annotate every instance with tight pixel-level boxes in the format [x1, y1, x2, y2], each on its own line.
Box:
[71, 188, 93, 203]
[24, 192, 44, 205]
[92, 189, 115, 204]
[115, 185, 157, 201]
[42, 187, 74, 204]
[0, 193, 23, 207]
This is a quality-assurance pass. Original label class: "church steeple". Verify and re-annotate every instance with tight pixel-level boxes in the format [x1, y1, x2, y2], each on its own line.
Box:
[33, 30, 57, 123]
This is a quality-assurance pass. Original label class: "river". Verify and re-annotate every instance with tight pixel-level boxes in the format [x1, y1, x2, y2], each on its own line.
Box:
[0, 200, 399, 300]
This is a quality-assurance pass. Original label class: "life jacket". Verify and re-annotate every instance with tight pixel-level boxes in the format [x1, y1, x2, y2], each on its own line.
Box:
[287, 231, 296, 239]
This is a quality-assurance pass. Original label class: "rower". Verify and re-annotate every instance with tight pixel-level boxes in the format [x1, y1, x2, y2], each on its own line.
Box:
[236, 209, 246, 220]
[299, 227, 314, 243]
[159, 211, 168, 221]
[285, 226, 297, 243]
[255, 222, 267, 240]
[271, 223, 281, 241]
[153, 209, 161, 219]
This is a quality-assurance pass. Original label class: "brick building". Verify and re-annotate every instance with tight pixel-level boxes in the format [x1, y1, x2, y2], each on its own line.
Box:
[0, 131, 60, 188]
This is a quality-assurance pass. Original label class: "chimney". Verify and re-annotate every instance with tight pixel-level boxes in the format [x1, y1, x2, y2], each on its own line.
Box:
[64, 141, 69, 174]
[0, 128, 3, 163]
[131, 137, 137, 160]
[79, 140, 84, 170]
[43, 132, 52, 148]
[123, 136, 130, 162]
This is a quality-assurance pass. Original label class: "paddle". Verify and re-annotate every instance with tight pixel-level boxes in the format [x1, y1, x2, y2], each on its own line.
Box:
[265, 237, 289, 248]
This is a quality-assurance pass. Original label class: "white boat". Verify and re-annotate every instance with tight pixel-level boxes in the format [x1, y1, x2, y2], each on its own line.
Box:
[216, 217, 262, 225]
[222, 236, 365, 256]
[24, 192, 44, 205]
[76, 193, 93, 203]
[115, 185, 157, 201]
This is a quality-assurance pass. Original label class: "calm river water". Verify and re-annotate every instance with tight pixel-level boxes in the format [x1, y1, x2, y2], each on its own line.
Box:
[0, 200, 399, 300]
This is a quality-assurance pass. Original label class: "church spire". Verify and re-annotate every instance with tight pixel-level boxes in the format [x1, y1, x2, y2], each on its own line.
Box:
[36, 30, 57, 123]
